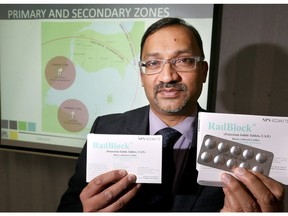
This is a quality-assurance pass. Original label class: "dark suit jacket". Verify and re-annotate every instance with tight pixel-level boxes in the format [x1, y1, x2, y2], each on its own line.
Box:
[57, 105, 224, 212]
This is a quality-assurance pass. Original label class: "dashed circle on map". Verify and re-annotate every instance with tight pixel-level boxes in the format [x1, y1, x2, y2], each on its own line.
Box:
[45, 56, 76, 90]
[58, 99, 89, 132]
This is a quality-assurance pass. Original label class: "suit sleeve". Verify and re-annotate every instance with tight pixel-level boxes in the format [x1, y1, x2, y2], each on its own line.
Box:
[57, 144, 88, 212]
[56, 116, 103, 212]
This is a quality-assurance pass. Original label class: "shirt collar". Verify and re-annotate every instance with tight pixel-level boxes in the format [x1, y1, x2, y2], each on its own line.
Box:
[149, 108, 197, 142]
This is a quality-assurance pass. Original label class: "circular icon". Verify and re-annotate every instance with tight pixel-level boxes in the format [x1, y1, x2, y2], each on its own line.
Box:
[45, 56, 76, 90]
[58, 99, 89, 132]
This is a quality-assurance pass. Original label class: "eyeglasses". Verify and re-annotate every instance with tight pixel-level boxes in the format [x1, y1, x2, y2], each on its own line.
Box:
[139, 56, 203, 75]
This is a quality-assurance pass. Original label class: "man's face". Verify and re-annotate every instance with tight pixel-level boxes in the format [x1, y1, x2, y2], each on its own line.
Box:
[140, 25, 208, 117]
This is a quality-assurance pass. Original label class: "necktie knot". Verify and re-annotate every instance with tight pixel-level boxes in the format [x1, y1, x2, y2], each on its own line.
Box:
[155, 127, 182, 149]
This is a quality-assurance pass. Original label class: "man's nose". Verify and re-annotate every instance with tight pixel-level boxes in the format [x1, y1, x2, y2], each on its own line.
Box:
[158, 62, 179, 83]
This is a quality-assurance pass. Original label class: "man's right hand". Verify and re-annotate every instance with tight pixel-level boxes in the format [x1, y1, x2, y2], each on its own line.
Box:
[80, 169, 141, 212]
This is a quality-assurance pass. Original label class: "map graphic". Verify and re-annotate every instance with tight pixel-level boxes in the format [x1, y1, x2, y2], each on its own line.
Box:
[42, 21, 147, 138]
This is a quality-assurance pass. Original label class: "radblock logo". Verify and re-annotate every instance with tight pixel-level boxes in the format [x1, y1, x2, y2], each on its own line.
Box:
[208, 122, 252, 132]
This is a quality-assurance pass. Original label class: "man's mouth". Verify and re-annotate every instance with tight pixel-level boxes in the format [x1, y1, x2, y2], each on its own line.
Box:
[154, 82, 186, 97]
[158, 88, 182, 98]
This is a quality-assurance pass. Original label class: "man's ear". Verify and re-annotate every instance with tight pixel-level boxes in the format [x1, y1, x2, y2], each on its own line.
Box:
[201, 61, 208, 83]
[140, 72, 144, 86]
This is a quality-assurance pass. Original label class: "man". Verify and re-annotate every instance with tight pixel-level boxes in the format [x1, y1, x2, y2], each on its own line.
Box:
[57, 17, 285, 212]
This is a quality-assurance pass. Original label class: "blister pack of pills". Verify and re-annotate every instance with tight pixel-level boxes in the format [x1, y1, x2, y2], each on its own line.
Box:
[197, 134, 274, 176]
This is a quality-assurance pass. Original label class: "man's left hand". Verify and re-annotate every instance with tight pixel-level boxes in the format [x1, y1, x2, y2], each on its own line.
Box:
[220, 167, 285, 212]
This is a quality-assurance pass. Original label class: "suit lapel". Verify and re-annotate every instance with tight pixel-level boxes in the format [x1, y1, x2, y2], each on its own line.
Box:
[121, 105, 150, 135]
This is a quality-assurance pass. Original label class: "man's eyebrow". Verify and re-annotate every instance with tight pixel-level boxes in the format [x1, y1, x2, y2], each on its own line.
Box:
[174, 49, 194, 55]
[142, 53, 161, 60]
[143, 49, 195, 60]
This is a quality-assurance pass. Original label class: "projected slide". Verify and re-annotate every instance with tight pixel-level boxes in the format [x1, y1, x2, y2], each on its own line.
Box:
[42, 21, 145, 135]
[0, 4, 214, 153]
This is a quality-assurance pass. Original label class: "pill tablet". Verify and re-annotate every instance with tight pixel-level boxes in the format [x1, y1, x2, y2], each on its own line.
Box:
[197, 135, 274, 176]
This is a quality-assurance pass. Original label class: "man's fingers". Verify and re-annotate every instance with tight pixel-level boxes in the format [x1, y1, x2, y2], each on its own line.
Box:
[221, 167, 285, 212]
[252, 171, 285, 203]
[221, 172, 260, 212]
[100, 183, 141, 212]
[80, 170, 139, 212]
[81, 169, 128, 200]
[221, 186, 245, 212]
[233, 168, 285, 211]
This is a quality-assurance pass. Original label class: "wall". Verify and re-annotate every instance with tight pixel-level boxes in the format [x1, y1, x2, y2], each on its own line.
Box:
[0, 150, 77, 211]
[215, 4, 288, 210]
[0, 4, 287, 212]
[216, 4, 288, 116]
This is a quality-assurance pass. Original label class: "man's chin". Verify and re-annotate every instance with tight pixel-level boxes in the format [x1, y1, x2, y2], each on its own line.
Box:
[154, 96, 189, 114]
[157, 104, 184, 114]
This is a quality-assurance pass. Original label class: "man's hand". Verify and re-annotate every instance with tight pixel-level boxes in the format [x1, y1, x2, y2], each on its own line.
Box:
[220, 167, 285, 212]
[80, 169, 141, 212]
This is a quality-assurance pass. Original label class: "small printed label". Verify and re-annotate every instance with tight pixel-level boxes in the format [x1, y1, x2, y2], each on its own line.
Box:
[86, 133, 162, 184]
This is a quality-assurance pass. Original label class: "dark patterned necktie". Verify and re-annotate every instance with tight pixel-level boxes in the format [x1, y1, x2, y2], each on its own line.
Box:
[155, 127, 182, 197]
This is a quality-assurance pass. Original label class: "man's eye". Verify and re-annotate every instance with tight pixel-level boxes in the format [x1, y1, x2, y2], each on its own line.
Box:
[175, 57, 196, 66]
[178, 57, 194, 63]
[146, 60, 161, 68]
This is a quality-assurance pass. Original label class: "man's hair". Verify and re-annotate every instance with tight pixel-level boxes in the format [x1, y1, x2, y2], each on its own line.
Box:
[140, 17, 205, 60]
